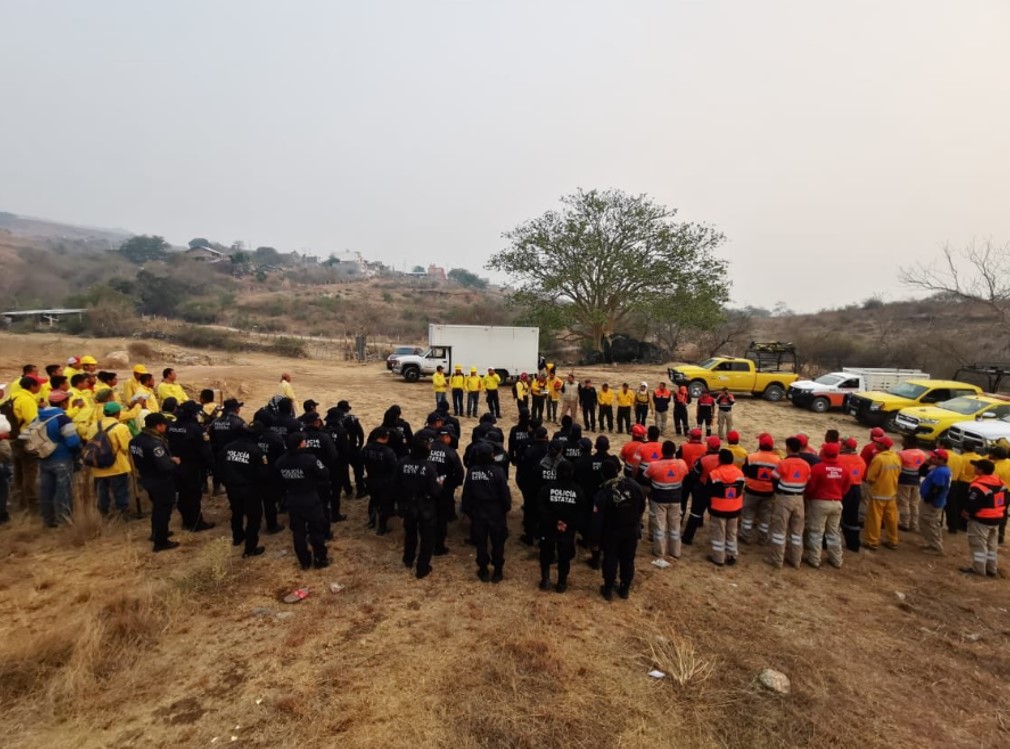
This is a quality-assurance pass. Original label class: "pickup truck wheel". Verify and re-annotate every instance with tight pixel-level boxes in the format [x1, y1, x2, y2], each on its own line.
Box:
[403, 367, 420, 383]
[763, 384, 785, 402]
[883, 413, 900, 433]
[810, 397, 830, 414]
[688, 381, 706, 399]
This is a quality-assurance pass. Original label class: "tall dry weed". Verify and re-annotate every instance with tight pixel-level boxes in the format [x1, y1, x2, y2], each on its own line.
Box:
[175, 537, 236, 595]
[645, 629, 717, 689]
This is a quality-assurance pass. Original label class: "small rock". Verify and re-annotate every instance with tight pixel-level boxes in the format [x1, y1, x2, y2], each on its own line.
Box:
[894, 591, 907, 602]
[758, 668, 790, 695]
[275, 612, 295, 621]
[103, 350, 130, 369]
[965, 633, 983, 642]
[251, 607, 273, 617]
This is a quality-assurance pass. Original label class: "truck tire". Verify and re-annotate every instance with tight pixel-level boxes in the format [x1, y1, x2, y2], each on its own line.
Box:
[494, 369, 510, 384]
[402, 366, 420, 383]
[763, 384, 785, 402]
[688, 380, 707, 399]
[883, 413, 900, 433]
[810, 397, 830, 414]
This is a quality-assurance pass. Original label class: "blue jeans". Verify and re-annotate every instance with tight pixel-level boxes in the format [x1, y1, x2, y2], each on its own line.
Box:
[96, 473, 131, 514]
[435, 392, 446, 408]
[40, 458, 74, 525]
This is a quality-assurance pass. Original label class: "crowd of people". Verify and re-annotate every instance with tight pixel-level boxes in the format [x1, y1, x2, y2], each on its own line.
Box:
[0, 356, 1004, 600]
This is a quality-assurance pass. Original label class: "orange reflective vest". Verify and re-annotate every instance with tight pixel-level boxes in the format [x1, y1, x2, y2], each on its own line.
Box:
[678, 441, 706, 470]
[744, 450, 782, 495]
[969, 474, 1006, 522]
[773, 456, 812, 495]
[709, 464, 745, 515]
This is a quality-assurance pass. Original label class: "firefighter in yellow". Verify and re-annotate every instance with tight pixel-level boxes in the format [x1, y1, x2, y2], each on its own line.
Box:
[464, 367, 482, 418]
[483, 367, 502, 418]
[449, 364, 466, 416]
[157, 368, 189, 404]
[432, 365, 448, 409]
[123, 364, 148, 403]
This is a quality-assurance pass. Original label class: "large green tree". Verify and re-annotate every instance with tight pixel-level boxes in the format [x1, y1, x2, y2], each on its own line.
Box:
[118, 234, 170, 264]
[488, 189, 729, 351]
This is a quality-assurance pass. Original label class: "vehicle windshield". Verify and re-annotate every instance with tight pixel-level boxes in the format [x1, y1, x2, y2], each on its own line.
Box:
[698, 358, 718, 369]
[939, 397, 995, 415]
[394, 346, 417, 355]
[887, 383, 928, 399]
[814, 374, 844, 386]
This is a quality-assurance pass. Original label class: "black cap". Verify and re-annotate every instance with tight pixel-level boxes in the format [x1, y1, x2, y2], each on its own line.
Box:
[534, 427, 548, 440]
[971, 458, 996, 473]
[578, 437, 593, 451]
[179, 401, 201, 414]
[437, 400, 450, 412]
[303, 399, 319, 411]
[299, 412, 321, 424]
[595, 435, 610, 450]
[549, 439, 564, 453]
[223, 398, 243, 411]
[474, 442, 494, 457]
[285, 432, 306, 451]
[486, 431, 503, 444]
[437, 428, 452, 436]
[145, 413, 169, 428]
[161, 396, 178, 411]
[337, 400, 350, 410]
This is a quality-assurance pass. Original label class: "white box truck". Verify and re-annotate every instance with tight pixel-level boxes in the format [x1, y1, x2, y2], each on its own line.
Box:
[391, 324, 539, 383]
[787, 368, 928, 413]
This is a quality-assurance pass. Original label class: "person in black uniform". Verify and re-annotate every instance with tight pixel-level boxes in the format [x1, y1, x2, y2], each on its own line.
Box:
[592, 457, 646, 600]
[276, 432, 331, 570]
[270, 398, 301, 438]
[361, 427, 399, 534]
[432, 400, 461, 448]
[579, 380, 598, 432]
[329, 401, 367, 498]
[461, 442, 512, 582]
[537, 460, 585, 593]
[516, 428, 550, 545]
[166, 401, 215, 531]
[209, 398, 246, 497]
[220, 426, 269, 558]
[507, 408, 532, 468]
[129, 413, 179, 552]
[427, 427, 464, 555]
[471, 412, 504, 445]
[250, 421, 285, 533]
[301, 411, 343, 525]
[396, 435, 443, 579]
[372, 405, 412, 459]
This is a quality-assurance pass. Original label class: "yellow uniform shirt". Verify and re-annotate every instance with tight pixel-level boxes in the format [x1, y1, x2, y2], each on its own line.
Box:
[992, 458, 1010, 490]
[432, 372, 447, 393]
[959, 451, 983, 483]
[64, 366, 80, 381]
[449, 373, 465, 389]
[531, 379, 544, 397]
[123, 376, 144, 404]
[157, 382, 190, 404]
[89, 416, 133, 478]
[464, 375, 482, 392]
[597, 389, 614, 406]
[866, 450, 902, 499]
[11, 390, 39, 430]
[548, 377, 563, 401]
[944, 451, 963, 483]
[515, 380, 528, 399]
[39, 382, 53, 406]
[482, 373, 501, 391]
[132, 385, 160, 413]
[616, 389, 634, 408]
[728, 444, 749, 468]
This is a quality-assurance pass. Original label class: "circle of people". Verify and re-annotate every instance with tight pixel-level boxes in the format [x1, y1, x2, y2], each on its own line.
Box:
[0, 359, 1003, 599]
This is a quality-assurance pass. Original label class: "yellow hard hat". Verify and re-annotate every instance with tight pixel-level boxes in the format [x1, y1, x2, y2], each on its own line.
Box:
[133, 364, 148, 374]
[80, 355, 98, 365]
[470, 366, 477, 372]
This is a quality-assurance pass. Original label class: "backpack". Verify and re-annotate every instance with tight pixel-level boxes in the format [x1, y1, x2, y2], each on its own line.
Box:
[0, 399, 19, 439]
[82, 422, 117, 469]
[511, 382, 519, 399]
[19, 413, 61, 459]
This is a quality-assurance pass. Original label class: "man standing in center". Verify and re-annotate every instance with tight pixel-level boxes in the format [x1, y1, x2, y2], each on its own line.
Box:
[803, 442, 851, 569]
[767, 437, 812, 568]
[616, 382, 634, 434]
[714, 388, 736, 440]
[483, 367, 502, 419]
[579, 379, 598, 432]
[651, 382, 672, 436]
[432, 365, 448, 409]
[465, 367, 482, 418]
[559, 373, 580, 425]
[397, 435, 443, 579]
[449, 364, 466, 416]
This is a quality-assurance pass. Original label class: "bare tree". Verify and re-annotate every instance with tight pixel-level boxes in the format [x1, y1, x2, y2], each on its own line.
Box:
[900, 240, 1010, 321]
[690, 310, 755, 358]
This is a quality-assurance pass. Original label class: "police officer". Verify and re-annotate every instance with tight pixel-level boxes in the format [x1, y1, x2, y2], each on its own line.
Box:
[471, 412, 504, 445]
[361, 427, 399, 534]
[508, 407, 532, 467]
[301, 411, 343, 526]
[129, 413, 179, 552]
[396, 435, 443, 579]
[461, 442, 512, 582]
[250, 420, 286, 533]
[221, 426, 269, 558]
[428, 427, 464, 555]
[166, 401, 215, 531]
[329, 401, 367, 498]
[537, 460, 585, 593]
[517, 427, 550, 545]
[592, 457, 646, 600]
[209, 398, 246, 496]
[270, 397, 301, 438]
[276, 432, 331, 570]
[372, 405, 412, 459]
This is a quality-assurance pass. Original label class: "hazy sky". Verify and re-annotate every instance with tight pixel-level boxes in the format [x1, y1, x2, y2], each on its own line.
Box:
[2, 1, 1008, 311]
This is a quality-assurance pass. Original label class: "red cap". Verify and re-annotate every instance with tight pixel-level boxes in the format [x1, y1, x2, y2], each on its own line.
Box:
[843, 437, 858, 450]
[706, 436, 722, 450]
[870, 427, 885, 441]
[631, 424, 647, 438]
[689, 428, 702, 439]
[931, 448, 949, 461]
[878, 436, 894, 448]
[822, 442, 840, 458]
[48, 390, 69, 404]
[796, 433, 809, 447]
[31, 375, 48, 386]
[758, 433, 774, 449]
[727, 430, 740, 443]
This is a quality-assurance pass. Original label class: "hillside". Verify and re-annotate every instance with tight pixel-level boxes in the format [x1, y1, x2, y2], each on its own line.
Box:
[1, 331, 1008, 749]
[0, 211, 131, 245]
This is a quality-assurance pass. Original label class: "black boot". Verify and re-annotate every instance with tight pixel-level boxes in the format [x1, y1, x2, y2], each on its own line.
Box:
[588, 549, 601, 569]
[681, 514, 702, 545]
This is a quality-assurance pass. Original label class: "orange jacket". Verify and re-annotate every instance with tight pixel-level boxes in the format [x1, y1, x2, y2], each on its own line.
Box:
[709, 464, 745, 515]
[773, 456, 812, 495]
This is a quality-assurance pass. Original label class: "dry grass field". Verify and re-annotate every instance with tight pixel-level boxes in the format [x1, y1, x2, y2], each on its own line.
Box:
[1, 332, 1008, 749]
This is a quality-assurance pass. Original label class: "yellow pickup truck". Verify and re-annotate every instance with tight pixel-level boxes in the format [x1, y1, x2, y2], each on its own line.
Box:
[667, 357, 799, 402]
[845, 378, 982, 431]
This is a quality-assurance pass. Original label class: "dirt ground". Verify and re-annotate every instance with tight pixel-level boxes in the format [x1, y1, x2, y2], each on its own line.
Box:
[1, 332, 1008, 749]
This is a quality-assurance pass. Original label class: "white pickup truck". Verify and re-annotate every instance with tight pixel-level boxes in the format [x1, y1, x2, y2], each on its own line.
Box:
[787, 368, 927, 413]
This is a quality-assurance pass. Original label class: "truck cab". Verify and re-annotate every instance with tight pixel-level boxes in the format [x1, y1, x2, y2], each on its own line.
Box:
[788, 372, 863, 413]
[392, 346, 451, 382]
[894, 394, 1010, 445]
